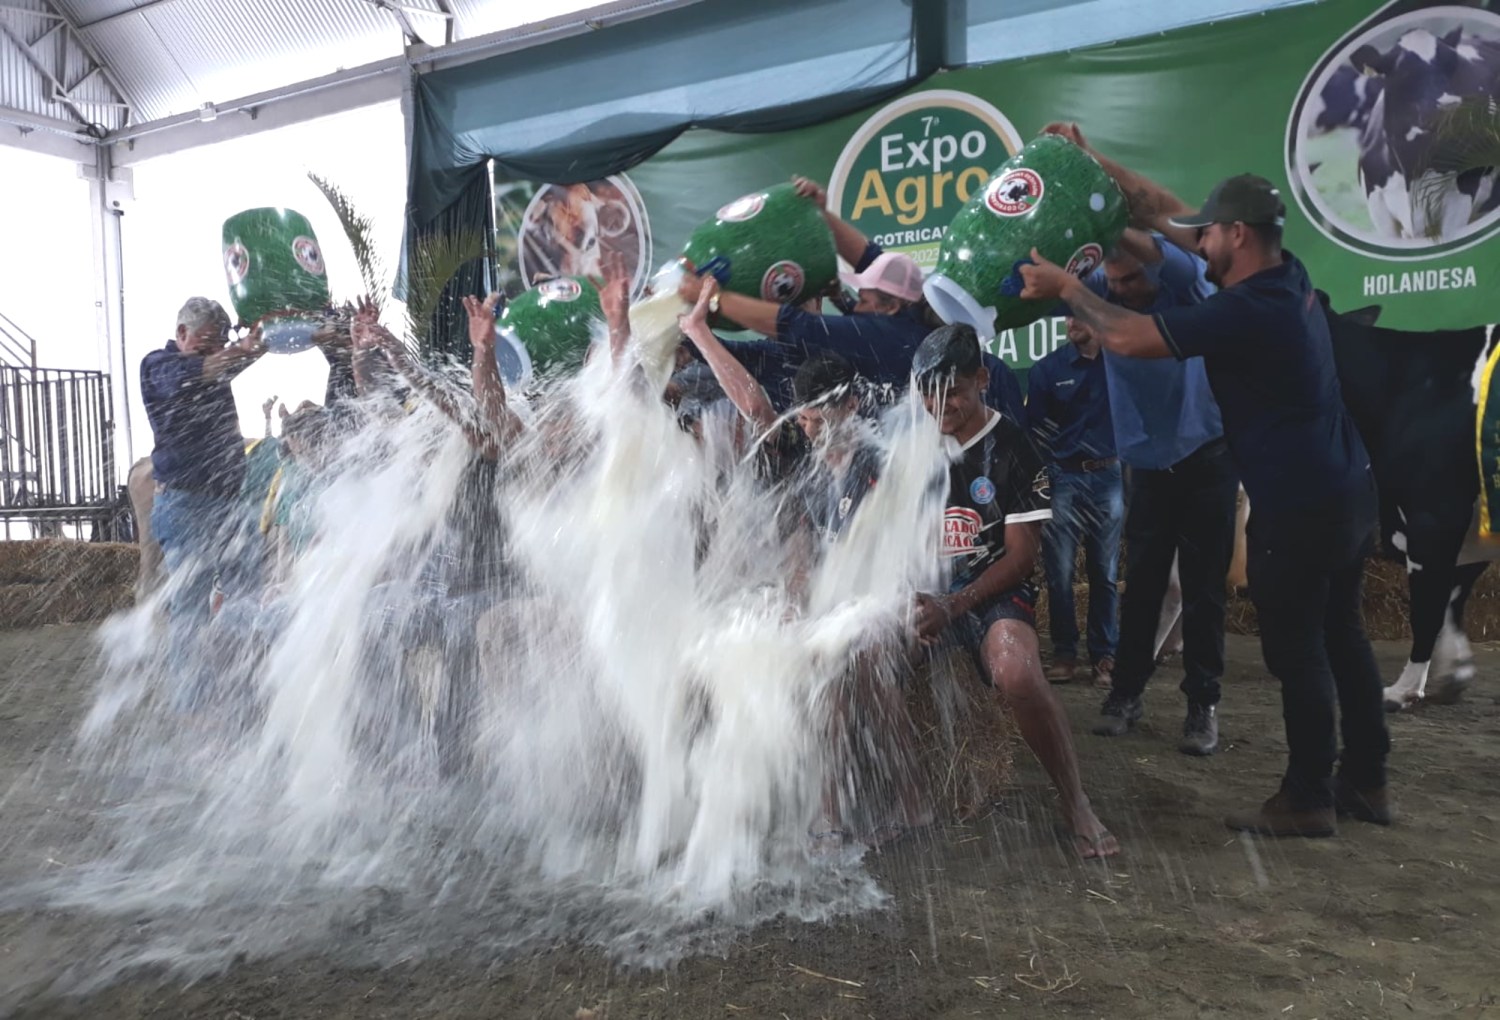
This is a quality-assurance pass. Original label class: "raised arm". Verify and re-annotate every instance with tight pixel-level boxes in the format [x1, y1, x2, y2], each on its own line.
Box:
[678, 279, 779, 432]
[350, 298, 497, 455]
[1019, 249, 1171, 360]
[464, 292, 524, 454]
[1041, 123, 1201, 254]
[792, 176, 871, 267]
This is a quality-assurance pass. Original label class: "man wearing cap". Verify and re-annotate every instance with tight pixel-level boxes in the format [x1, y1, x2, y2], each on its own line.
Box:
[1024, 315, 1122, 690]
[911, 323, 1118, 859]
[1068, 224, 1240, 758]
[677, 177, 1026, 421]
[141, 297, 266, 707]
[1017, 125, 1388, 839]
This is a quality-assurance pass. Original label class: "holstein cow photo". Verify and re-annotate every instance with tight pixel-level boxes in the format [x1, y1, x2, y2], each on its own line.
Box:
[1351, 25, 1500, 240]
[1320, 292, 1499, 710]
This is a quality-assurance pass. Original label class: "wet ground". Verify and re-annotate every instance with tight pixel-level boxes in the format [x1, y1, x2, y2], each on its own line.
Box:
[1, 624, 1497, 1019]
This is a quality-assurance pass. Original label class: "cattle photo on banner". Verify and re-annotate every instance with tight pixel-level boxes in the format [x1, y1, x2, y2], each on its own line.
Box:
[489, 0, 1499, 389]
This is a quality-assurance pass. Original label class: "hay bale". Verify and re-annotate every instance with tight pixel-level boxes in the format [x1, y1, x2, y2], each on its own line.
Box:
[0, 540, 137, 628]
[907, 648, 1017, 821]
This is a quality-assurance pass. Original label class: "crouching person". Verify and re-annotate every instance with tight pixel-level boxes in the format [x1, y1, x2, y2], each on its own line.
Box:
[910, 325, 1119, 860]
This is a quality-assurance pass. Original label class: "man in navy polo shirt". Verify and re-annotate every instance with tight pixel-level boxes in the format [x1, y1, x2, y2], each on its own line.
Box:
[1018, 144, 1389, 839]
[141, 296, 266, 707]
[1024, 317, 1121, 688]
[677, 176, 1025, 421]
[1075, 229, 1239, 758]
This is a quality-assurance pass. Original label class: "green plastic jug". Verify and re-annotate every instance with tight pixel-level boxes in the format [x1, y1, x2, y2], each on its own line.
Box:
[222, 207, 332, 353]
[497, 276, 603, 386]
[924, 135, 1128, 338]
[681, 183, 838, 329]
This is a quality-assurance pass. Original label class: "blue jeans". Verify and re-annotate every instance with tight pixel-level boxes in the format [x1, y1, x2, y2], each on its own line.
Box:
[151, 486, 237, 710]
[1041, 465, 1124, 663]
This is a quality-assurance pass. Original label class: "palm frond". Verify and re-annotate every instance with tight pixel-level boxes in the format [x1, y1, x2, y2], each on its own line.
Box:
[308, 172, 386, 311]
[1415, 94, 1500, 239]
[403, 227, 488, 352]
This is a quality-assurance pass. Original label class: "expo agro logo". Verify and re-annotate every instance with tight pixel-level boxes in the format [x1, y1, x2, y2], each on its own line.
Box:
[828, 90, 1023, 271]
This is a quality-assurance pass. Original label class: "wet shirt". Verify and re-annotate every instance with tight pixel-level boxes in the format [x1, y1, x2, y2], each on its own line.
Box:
[140, 340, 245, 497]
[1023, 344, 1115, 464]
[240, 437, 282, 515]
[1155, 252, 1371, 520]
[773, 242, 931, 393]
[798, 441, 883, 541]
[942, 411, 1052, 587]
[1080, 233, 1225, 470]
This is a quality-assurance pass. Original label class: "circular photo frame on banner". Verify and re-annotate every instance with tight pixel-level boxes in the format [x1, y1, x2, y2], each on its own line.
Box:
[517, 175, 653, 299]
[1286, 4, 1500, 261]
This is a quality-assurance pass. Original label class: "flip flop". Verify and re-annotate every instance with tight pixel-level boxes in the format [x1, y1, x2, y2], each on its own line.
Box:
[1055, 823, 1121, 860]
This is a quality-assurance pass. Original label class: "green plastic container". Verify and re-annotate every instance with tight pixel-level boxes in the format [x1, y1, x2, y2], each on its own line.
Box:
[497, 276, 603, 386]
[924, 135, 1128, 338]
[681, 183, 837, 329]
[222, 208, 332, 353]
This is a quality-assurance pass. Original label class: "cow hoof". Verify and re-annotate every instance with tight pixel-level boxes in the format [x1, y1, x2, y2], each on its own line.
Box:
[1383, 691, 1422, 713]
[1424, 665, 1473, 706]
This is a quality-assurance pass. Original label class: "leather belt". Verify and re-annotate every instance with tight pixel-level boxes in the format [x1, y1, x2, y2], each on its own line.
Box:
[1056, 455, 1118, 472]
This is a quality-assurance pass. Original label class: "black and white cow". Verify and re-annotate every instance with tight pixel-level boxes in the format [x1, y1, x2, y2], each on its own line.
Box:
[1350, 27, 1500, 240]
[1320, 291, 1500, 709]
[1310, 63, 1383, 136]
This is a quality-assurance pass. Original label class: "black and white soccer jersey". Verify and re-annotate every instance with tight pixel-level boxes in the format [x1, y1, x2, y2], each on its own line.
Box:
[941, 410, 1052, 586]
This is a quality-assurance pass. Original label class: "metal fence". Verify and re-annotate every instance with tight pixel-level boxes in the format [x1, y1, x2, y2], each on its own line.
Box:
[0, 366, 127, 541]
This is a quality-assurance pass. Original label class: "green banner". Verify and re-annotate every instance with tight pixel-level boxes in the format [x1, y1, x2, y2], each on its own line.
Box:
[493, 0, 1500, 378]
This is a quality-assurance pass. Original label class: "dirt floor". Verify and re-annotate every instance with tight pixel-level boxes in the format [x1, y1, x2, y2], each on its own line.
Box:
[0, 624, 1497, 1019]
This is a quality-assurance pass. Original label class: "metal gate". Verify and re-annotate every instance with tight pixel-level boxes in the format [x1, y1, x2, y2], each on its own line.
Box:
[0, 366, 125, 540]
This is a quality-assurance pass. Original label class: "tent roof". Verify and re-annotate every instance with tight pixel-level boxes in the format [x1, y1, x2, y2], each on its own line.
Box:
[0, 0, 1313, 165]
[0, 0, 658, 148]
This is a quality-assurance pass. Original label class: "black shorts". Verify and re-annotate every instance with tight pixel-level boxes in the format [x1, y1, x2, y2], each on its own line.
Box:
[946, 578, 1039, 655]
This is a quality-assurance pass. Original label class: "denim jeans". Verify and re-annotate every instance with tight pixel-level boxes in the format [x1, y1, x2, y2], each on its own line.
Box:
[1040, 464, 1124, 663]
[151, 486, 238, 711]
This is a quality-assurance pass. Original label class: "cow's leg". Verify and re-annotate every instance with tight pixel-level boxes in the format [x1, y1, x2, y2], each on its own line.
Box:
[1426, 562, 1488, 705]
[1154, 554, 1184, 662]
[1385, 511, 1465, 711]
[1365, 182, 1407, 238]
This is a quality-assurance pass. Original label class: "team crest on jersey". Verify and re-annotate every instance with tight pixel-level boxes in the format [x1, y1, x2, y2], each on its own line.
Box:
[717, 192, 767, 222]
[942, 507, 983, 555]
[985, 168, 1044, 218]
[761, 260, 805, 302]
[1032, 469, 1051, 501]
[969, 475, 996, 505]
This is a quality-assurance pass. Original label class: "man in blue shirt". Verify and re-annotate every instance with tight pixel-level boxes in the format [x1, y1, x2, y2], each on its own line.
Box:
[1020, 137, 1388, 839]
[1024, 317, 1121, 688]
[140, 296, 265, 709]
[1076, 230, 1239, 758]
[678, 176, 1025, 420]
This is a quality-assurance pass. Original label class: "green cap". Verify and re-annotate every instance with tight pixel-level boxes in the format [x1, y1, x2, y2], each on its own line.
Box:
[1169, 174, 1287, 228]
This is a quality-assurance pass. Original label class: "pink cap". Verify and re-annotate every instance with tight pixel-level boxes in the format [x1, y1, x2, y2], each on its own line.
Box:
[839, 252, 925, 303]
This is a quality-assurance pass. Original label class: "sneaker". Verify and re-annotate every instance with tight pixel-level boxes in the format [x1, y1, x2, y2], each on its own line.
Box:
[1091, 657, 1115, 690]
[1224, 789, 1336, 838]
[1334, 780, 1392, 826]
[1090, 693, 1143, 737]
[1179, 702, 1219, 756]
[1044, 658, 1079, 684]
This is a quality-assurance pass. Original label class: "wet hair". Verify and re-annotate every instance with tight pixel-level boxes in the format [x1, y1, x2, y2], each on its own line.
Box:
[176, 296, 230, 335]
[913, 323, 983, 386]
[792, 351, 857, 407]
[281, 405, 329, 451]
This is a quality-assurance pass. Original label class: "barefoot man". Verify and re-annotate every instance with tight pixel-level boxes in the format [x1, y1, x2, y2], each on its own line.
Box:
[911, 324, 1119, 859]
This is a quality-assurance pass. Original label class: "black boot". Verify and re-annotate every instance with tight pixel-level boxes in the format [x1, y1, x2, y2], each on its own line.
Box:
[1091, 693, 1143, 737]
[1179, 702, 1219, 756]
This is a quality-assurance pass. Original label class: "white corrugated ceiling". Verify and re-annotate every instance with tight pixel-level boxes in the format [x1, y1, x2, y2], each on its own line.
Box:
[3, 0, 636, 132]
